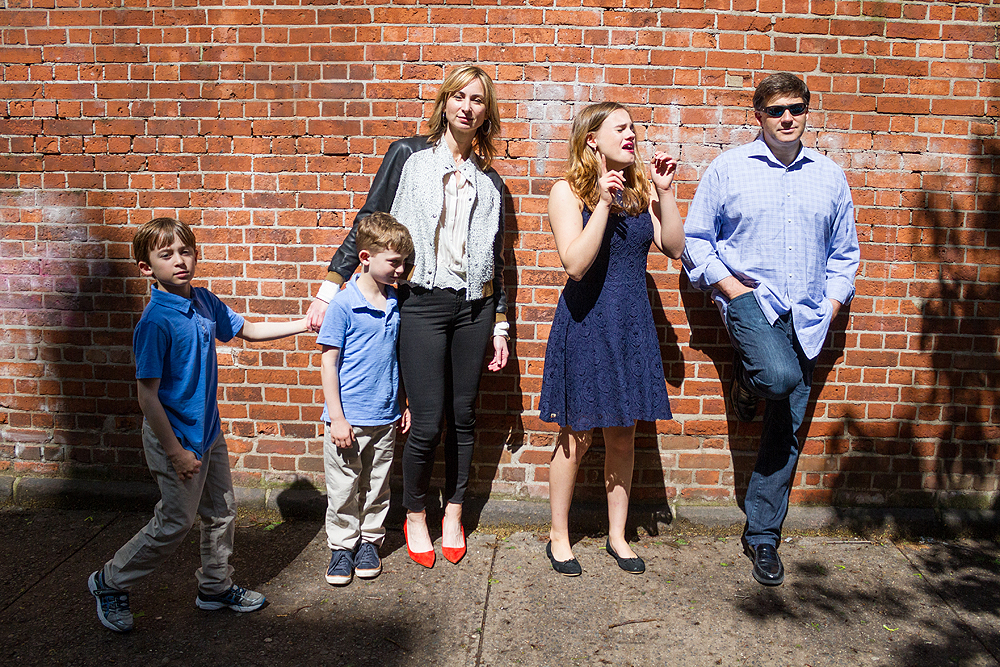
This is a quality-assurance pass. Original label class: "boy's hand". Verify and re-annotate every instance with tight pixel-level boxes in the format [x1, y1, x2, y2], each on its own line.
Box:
[399, 408, 411, 434]
[169, 450, 201, 480]
[330, 417, 356, 449]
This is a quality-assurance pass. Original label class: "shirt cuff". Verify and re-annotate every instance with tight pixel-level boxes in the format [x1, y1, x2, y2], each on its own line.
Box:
[703, 259, 735, 289]
[825, 278, 855, 306]
[492, 321, 510, 339]
[316, 280, 339, 304]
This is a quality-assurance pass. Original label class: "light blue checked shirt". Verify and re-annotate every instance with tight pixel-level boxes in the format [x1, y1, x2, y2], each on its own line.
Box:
[682, 137, 860, 359]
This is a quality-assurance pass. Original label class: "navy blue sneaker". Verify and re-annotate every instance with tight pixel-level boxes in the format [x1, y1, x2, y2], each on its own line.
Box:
[354, 542, 382, 579]
[88, 570, 133, 632]
[326, 549, 354, 586]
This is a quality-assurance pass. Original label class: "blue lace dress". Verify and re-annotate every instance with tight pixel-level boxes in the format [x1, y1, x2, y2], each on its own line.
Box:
[539, 206, 672, 431]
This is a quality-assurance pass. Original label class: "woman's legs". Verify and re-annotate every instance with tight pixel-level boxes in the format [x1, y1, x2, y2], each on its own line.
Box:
[603, 423, 637, 559]
[442, 297, 493, 548]
[547, 427, 593, 562]
[399, 289, 450, 553]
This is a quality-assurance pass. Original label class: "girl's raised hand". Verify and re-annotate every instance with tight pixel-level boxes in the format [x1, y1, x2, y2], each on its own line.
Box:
[650, 151, 678, 192]
[597, 152, 624, 206]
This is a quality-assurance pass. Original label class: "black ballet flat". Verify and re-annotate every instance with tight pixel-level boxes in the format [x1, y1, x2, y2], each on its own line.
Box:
[606, 539, 645, 574]
[546, 542, 582, 577]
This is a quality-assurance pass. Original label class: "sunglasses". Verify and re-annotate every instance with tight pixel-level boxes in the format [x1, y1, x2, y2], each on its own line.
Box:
[761, 103, 808, 118]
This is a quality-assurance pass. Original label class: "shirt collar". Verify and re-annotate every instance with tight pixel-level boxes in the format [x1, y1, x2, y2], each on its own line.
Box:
[748, 136, 815, 169]
[343, 274, 397, 314]
[148, 283, 193, 314]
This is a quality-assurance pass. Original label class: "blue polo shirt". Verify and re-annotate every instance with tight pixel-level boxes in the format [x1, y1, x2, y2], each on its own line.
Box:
[316, 275, 401, 426]
[133, 286, 244, 458]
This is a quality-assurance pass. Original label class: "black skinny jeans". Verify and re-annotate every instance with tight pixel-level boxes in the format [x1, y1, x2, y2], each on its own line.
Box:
[398, 286, 495, 513]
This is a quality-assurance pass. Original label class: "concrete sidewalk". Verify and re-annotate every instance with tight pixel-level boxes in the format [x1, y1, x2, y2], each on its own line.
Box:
[1, 504, 998, 667]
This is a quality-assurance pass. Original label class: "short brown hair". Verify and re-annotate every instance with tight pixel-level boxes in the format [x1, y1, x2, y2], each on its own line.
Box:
[753, 72, 811, 110]
[356, 212, 413, 258]
[133, 217, 197, 265]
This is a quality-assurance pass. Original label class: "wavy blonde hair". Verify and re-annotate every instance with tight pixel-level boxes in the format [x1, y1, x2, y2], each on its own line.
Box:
[425, 65, 501, 170]
[565, 102, 650, 216]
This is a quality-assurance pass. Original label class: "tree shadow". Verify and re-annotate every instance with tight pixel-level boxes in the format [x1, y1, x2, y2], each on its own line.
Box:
[823, 135, 999, 528]
[733, 540, 1000, 666]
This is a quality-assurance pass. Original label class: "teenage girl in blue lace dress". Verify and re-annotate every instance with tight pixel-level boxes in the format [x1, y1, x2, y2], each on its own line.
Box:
[539, 102, 684, 576]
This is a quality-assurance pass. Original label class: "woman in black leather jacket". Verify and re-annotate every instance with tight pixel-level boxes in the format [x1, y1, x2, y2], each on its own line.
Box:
[306, 65, 509, 570]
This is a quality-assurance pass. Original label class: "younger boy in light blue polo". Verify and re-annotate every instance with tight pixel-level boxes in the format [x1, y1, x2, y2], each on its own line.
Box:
[87, 217, 308, 633]
[318, 212, 413, 585]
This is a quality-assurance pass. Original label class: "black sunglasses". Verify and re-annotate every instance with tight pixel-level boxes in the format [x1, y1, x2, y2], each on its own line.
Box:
[761, 103, 808, 118]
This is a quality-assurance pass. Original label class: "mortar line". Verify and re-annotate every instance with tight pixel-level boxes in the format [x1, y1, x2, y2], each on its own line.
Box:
[473, 538, 500, 667]
[0, 512, 123, 616]
[894, 541, 1000, 665]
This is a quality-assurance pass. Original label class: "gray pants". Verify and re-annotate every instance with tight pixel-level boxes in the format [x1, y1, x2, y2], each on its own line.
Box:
[324, 422, 395, 551]
[103, 423, 236, 595]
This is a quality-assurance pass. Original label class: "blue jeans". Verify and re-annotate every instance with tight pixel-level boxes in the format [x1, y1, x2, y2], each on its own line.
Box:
[725, 292, 817, 549]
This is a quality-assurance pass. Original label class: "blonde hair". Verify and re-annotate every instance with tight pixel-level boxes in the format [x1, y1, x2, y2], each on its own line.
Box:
[133, 217, 196, 265]
[425, 65, 501, 170]
[564, 102, 651, 216]
[357, 212, 414, 258]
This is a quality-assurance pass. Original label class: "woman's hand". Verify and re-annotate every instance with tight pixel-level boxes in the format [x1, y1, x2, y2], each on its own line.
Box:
[306, 298, 329, 332]
[487, 336, 508, 372]
[597, 153, 624, 207]
[650, 151, 677, 193]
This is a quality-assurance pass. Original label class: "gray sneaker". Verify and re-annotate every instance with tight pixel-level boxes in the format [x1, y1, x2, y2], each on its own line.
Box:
[195, 585, 266, 612]
[88, 570, 133, 633]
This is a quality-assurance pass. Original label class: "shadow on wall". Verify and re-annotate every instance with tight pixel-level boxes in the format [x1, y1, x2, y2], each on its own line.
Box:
[829, 135, 1000, 521]
[0, 191, 148, 485]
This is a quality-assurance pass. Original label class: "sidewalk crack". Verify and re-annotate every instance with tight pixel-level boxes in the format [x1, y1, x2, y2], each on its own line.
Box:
[0, 512, 124, 616]
[473, 538, 500, 667]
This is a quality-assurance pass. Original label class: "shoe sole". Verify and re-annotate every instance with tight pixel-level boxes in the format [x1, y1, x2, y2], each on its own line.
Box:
[354, 566, 381, 579]
[751, 570, 784, 586]
[324, 573, 353, 586]
[196, 598, 265, 612]
[88, 572, 132, 632]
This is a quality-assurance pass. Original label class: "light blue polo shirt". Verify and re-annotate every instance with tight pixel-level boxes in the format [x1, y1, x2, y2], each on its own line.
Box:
[133, 286, 244, 458]
[316, 275, 401, 426]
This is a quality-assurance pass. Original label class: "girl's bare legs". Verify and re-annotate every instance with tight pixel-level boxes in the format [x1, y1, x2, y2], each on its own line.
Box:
[548, 427, 593, 562]
[604, 423, 637, 559]
[405, 510, 433, 552]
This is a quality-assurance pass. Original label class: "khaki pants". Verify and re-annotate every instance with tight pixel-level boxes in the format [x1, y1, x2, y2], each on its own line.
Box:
[324, 422, 395, 551]
[104, 423, 236, 595]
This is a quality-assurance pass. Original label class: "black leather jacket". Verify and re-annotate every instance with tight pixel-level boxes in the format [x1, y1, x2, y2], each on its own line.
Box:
[324, 136, 508, 316]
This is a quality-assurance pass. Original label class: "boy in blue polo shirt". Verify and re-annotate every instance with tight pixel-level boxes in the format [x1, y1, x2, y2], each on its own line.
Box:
[319, 212, 413, 585]
[88, 217, 308, 632]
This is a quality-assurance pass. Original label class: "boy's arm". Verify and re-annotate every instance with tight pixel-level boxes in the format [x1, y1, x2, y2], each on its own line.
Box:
[136, 378, 201, 480]
[320, 345, 356, 449]
[237, 317, 309, 342]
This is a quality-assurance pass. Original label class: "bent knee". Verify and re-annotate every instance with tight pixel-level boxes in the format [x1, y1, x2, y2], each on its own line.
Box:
[752, 365, 801, 399]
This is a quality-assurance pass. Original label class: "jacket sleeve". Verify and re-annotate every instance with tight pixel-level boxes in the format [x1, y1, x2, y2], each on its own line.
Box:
[323, 136, 430, 283]
[486, 169, 508, 318]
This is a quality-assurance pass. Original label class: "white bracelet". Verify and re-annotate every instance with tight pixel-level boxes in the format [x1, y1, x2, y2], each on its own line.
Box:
[315, 280, 339, 304]
[492, 321, 510, 339]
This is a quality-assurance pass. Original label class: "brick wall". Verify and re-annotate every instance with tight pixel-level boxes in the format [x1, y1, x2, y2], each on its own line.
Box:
[1, 0, 997, 509]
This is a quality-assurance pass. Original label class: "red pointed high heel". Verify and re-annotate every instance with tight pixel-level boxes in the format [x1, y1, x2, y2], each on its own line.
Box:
[441, 518, 467, 564]
[404, 522, 435, 568]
